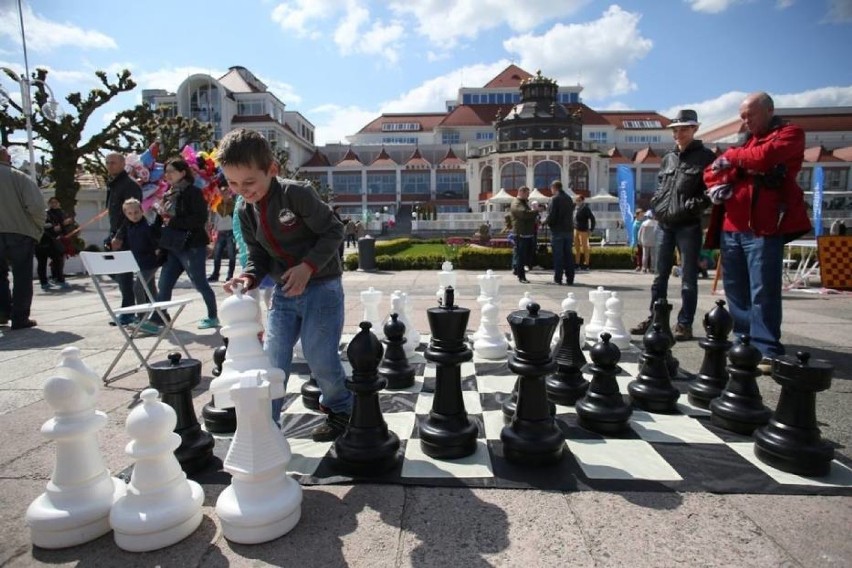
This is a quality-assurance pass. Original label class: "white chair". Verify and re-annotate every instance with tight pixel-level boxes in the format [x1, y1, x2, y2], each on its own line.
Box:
[80, 251, 194, 384]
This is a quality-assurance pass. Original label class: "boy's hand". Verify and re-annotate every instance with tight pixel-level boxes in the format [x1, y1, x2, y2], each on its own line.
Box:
[281, 263, 313, 297]
[110, 238, 122, 250]
[224, 276, 251, 295]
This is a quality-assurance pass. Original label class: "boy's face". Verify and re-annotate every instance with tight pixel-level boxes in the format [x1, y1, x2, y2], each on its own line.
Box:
[221, 161, 278, 204]
[124, 205, 143, 223]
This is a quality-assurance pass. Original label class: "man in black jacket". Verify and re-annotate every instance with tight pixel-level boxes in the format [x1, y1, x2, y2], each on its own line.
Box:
[573, 194, 595, 270]
[104, 153, 142, 320]
[630, 109, 715, 341]
[546, 181, 575, 285]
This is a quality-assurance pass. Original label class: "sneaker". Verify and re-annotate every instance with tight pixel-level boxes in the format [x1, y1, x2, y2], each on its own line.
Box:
[207, 274, 219, 282]
[56, 281, 71, 289]
[40, 283, 53, 291]
[757, 357, 774, 375]
[630, 317, 652, 336]
[136, 321, 162, 335]
[673, 323, 693, 342]
[198, 317, 220, 329]
[117, 314, 135, 326]
[311, 412, 351, 442]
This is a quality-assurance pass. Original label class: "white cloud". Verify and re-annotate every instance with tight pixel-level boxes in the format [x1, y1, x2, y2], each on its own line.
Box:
[776, 0, 795, 8]
[309, 103, 381, 145]
[503, 6, 653, 100]
[389, 0, 589, 47]
[0, 2, 117, 52]
[824, 0, 852, 22]
[270, 0, 336, 38]
[134, 66, 225, 91]
[684, 0, 744, 14]
[260, 76, 302, 105]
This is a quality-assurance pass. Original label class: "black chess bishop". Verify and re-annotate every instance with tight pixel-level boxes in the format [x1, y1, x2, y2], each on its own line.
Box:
[688, 300, 733, 409]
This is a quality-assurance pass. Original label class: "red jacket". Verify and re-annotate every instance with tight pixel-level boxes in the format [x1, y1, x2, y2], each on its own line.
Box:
[703, 118, 811, 249]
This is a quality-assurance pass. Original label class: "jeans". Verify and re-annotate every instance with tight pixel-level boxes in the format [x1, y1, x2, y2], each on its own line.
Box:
[649, 222, 701, 327]
[155, 245, 218, 320]
[720, 231, 785, 358]
[266, 277, 352, 422]
[0, 233, 36, 324]
[134, 268, 158, 305]
[551, 231, 575, 284]
[211, 230, 236, 279]
[515, 236, 535, 280]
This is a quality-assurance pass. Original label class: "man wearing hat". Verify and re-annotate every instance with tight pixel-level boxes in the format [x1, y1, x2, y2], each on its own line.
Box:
[630, 109, 715, 341]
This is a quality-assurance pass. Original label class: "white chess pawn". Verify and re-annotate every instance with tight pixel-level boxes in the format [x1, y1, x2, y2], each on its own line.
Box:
[211, 288, 286, 410]
[110, 389, 204, 552]
[601, 291, 631, 349]
[436, 261, 457, 302]
[551, 292, 579, 350]
[473, 300, 509, 360]
[360, 287, 383, 332]
[518, 291, 534, 311]
[586, 286, 609, 341]
[26, 347, 127, 549]
[216, 372, 303, 543]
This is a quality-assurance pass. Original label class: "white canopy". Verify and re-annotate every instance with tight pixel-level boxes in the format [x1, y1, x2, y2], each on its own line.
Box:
[529, 188, 551, 202]
[587, 189, 619, 204]
[487, 187, 515, 204]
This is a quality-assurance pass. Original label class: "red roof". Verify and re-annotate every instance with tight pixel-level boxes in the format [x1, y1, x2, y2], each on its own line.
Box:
[483, 64, 534, 88]
[404, 148, 432, 169]
[607, 147, 631, 164]
[439, 104, 509, 127]
[369, 148, 398, 168]
[301, 149, 331, 168]
[438, 147, 465, 168]
[803, 145, 843, 163]
[567, 103, 611, 126]
[336, 148, 363, 167]
[783, 114, 852, 132]
[831, 146, 852, 161]
[598, 111, 671, 129]
[357, 113, 446, 134]
[634, 146, 661, 164]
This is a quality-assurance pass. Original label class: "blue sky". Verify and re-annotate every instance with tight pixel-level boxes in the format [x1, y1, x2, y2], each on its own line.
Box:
[1, 0, 851, 157]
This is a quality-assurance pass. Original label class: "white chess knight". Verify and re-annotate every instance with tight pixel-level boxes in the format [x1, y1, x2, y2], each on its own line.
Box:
[210, 288, 285, 410]
[551, 292, 579, 351]
[436, 261, 457, 302]
[110, 389, 204, 552]
[216, 372, 303, 544]
[360, 286, 384, 332]
[586, 286, 610, 341]
[26, 347, 127, 549]
[389, 290, 419, 357]
[472, 270, 501, 342]
[601, 291, 632, 349]
[473, 300, 509, 360]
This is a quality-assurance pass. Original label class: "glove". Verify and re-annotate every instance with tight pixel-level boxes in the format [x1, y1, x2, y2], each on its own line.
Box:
[708, 184, 733, 205]
[711, 156, 731, 172]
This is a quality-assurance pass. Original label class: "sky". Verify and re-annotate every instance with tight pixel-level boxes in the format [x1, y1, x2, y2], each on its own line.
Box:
[1, 0, 851, 159]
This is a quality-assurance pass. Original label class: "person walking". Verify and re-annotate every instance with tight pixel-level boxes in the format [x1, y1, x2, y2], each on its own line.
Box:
[546, 180, 575, 285]
[104, 153, 142, 314]
[630, 109, 715, 341]
[637, 211, 659, 274]
[510, 186, 538, 284]
[703, 92, 811, 371]
[572, 194, 595, 271]
[36, 197, 72, 291]
[0, 146, 45, 329]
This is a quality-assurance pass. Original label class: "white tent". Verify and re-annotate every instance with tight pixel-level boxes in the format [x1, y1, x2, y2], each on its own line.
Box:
[528, 188, 551, 202]
[587, 190, 619, 204]
[487, 187, 515, 204]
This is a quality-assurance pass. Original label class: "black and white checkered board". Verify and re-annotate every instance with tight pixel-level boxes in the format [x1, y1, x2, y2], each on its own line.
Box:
[202, 336, 852, 496]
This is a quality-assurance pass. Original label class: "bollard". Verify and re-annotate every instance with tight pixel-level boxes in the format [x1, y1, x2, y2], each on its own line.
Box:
[358, 234, 376, 271]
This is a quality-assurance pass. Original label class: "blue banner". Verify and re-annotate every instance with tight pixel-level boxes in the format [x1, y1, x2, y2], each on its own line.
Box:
[812, 166, 824, 237]
[617, 165, 636, 246]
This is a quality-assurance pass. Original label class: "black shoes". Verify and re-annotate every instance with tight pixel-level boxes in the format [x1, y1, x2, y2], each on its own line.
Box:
[11, 319, 37, 330]
[630, 317, 652, 335]
[311, 411, 351, 442]
[673, 323, 693, 341]
[207, 274, 219, 282]
[518, 278, 529, 284]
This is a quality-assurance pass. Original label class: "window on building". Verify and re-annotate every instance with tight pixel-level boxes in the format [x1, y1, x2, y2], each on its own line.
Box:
[402, 171, 430, 194]
[500, 162, 526, 191]
[381, 122, 421, 132]
[382, 136, 418, 145]
[825, 168, 849, 190]
[608, 169, 619, 193]
[367, 172, 396, 195]
[332, 172, 362, 195]
[462, 94, 471, 104]
[476, 131, 495, 141]
[437, 205, 469, 213]
[639, 169, 659, 194]
[534, 161, 561, 190]
[623, 120, 663, 129]
[568, 162, 588, 192]
[237, 98, 266, 116]
[442, 131, 460, 145]
[481, 166, 493, 194]
[587, 131, 608, 143]
[436, 171, 467, 198]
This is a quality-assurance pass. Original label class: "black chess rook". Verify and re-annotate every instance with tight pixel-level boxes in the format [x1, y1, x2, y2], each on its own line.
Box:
[576, 333, 633, 434]
[334, 322, 401, 475]
[710, 335, 771, 434]
[688, 300, 733, 409]
[754, 352, 835, 477]
[545, 311, 589, 406]
[500, 303, 565, 465]
[420, 287, 479, 460]
[378, 313, 416, 390]
[628, 323, 680, 413]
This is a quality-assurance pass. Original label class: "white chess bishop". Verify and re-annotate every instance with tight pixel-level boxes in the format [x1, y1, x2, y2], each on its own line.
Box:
[586, 286, 610, 341]
[360, 287, 384, 333]
[601, 291, 631, 349]
[210, 288, 285, 410]
[26, 347, 127, 549]
[110, 389, 204, 552]
[216, 372, 303, 544]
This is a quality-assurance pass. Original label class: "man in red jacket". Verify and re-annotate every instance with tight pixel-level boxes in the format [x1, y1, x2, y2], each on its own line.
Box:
[703, 92, 811, 372]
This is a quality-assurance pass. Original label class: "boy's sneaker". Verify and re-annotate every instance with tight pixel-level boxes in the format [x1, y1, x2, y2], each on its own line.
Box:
[629, 317, 652, 335]
[311, 412, 351, 442]
[40, 283, 53, 291]
[137, 321, 161, 335]
[56, 281, 71, 289]
[673, 323, 693, 341]
[117, 314, 135, 326]
[198, 317, 220, 329]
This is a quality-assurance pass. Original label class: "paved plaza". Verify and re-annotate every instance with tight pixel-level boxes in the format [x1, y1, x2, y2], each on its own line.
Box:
[1, 262, 851, 567]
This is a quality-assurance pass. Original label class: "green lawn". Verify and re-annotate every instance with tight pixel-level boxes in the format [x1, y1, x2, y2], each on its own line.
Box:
[386, 243, 449, 258]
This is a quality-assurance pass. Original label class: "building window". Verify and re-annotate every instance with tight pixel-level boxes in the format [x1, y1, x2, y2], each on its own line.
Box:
[500, 162, 526, 191]
[382, 136, 418, 145]
[367, 172, 396, 195]
[481, 166, 493, 194]
[436, 171, 466, 198]
[237, 98, 266, 116]
[825, 168, 848, 190]
[381, 122, 421, 132]
[623, 120, 663, 129]
[476, 131, 495, 141]
[332, 172, 362, 195]
[624, 135, 662, 144]
[568, 162, 588, 193]
[609, 169, 619, 193]
[534, 161, 561, 190]
[587, 131, 608, 143]
[442, 131, 460, 145]
[402, 171, 430, 194]
[639, 169, 658, 194]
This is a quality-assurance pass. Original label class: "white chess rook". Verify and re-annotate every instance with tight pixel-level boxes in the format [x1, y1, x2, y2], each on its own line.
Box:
[26, 347, 127, 549]
[216, 372, 303, 544]
[210, 288, 285, 409]
[110, 389, 204, 552]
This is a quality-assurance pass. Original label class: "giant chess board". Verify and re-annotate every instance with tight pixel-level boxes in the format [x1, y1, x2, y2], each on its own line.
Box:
[193, 335, 852, 496]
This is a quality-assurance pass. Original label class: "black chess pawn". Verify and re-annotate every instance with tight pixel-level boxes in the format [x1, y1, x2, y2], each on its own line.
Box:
[148, 352, 215, 474]
[334, 322, 400, 475]
[710, 335, 771, 434]
[628, 323, 680, 413]
[545, 311, 589, 406]
[500, 303, 565, 466]
[688, 300, 733, 408]
[378, 313, 416, 390]
[300, 376, 321, 411]
[576, 333, 633, 434]
[651, 299, 685, 380]
[754, 352, 835, 477]
[420, 287, 479, 460]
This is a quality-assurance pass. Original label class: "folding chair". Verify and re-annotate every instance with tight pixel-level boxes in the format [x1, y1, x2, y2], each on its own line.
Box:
[80, 251, 194, 384]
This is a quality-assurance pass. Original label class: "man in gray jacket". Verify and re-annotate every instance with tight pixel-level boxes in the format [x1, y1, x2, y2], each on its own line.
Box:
[0, 146, 46, 329]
